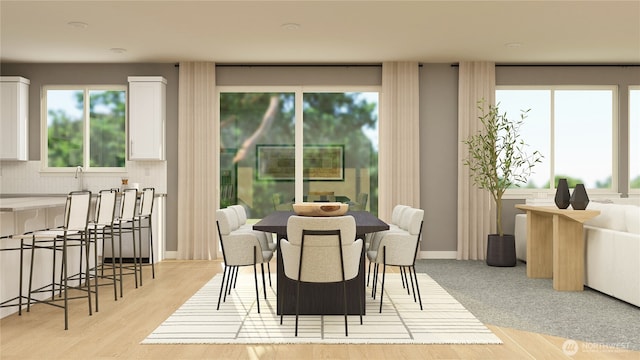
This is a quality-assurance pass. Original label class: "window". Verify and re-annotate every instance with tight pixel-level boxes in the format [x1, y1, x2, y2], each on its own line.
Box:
[43, 86, 126, 170]
[496, 86, 616, 191]
[219, 88, 379, 218]
[630, 87, 640, 190]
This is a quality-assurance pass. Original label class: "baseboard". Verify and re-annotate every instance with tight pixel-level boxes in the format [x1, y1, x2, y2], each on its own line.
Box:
[419, 251, 457, 259]
[164, 251, 178, 260]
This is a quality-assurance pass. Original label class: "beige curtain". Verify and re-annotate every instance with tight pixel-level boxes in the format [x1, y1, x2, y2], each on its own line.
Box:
[457, 61, 496, 260]
[177, 62, 218, 260]
[379, 62, 421, 223]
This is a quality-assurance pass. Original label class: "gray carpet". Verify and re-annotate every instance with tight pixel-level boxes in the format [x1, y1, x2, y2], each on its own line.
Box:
[414, 259, 640, 351]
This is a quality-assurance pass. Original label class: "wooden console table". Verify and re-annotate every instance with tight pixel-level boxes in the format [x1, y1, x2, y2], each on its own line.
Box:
[515, 205, 600, 291]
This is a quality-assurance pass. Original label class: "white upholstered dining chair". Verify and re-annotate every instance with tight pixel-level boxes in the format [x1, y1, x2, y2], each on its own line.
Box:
[366, 204, 411, 285]
[367, 207, 424, 313]
[226, 205, 274, 287]
[280, 215, 363, 336]
[215, 208, 273, 313]
[229, 204, 277, 252]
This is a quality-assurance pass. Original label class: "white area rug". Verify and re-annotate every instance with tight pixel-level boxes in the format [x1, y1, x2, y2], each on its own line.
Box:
[142, 273, 502, 344]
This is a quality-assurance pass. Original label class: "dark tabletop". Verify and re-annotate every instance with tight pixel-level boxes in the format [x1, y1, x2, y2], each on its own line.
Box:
[252, 210, 389, 236]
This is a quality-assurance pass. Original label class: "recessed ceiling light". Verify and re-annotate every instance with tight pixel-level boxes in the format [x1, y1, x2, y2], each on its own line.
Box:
[505, 42, 522, 48]
[110, 48, 127, 54]
[281, 23, 301, 31]
[67, 21, 89, 29]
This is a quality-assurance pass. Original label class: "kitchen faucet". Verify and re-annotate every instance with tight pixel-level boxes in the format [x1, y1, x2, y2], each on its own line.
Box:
[75, 166, 85, 190]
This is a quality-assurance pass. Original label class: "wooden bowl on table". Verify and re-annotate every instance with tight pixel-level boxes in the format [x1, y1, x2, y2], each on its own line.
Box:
[292, 202, 349, 217]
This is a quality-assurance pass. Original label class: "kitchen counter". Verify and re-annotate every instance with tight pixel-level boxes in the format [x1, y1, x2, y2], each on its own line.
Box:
[1, 192, 167, 199]
[0, 197, 67, 212]
[1, 197, 69, 319]
[1, 192, 166, 318]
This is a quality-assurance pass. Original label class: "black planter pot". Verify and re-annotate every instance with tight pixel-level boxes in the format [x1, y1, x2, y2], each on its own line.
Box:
[486, 234, 517, 267]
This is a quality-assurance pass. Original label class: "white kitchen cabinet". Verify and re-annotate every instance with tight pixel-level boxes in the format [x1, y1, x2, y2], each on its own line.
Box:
[128, 76, 166, 160]
[0, 76, 29, 161]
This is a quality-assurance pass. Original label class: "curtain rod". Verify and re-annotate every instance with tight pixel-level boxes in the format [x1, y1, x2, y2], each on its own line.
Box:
[175, 63, 638, 68]
[449, 63, 640, 67]
[175, 63, 382, 68]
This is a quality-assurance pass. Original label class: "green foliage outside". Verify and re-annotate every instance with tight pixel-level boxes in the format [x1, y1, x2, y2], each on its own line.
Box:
[544, 176, 586, 189]
[546, 175, 639, 189]
[47, 90, 126, 168]
[88, 90, 126, 167]
[48, 107, 84, 167]
[220, 92, 378, 217]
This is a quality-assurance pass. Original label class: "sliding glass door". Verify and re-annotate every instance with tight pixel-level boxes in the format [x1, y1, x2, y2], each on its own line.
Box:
[302, 92, 378, 212]
[219, 91, 295, 218]
[219, 88, 379, 218]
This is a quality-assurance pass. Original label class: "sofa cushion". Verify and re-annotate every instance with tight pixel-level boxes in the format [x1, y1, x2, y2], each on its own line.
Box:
[625, 206, 640, 234]
[585, 203, 628, 232]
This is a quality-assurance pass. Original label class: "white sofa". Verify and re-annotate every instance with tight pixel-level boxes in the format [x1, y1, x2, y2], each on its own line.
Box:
[583, 202, 640, 307]
[515, 199, 640, 307]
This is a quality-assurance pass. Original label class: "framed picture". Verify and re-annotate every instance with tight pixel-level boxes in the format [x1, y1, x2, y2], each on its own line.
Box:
[256, 145, 344, 181]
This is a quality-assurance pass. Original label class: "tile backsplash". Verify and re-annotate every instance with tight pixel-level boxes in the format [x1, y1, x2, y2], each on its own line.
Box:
[0, 161, 167, 194]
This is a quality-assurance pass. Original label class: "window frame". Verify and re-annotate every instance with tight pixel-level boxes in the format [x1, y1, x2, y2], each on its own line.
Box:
[40, 84, 128, 173]
[217, 85, 380, 207]
[497, 85, 619, 199]
[629, 86, 640, 194]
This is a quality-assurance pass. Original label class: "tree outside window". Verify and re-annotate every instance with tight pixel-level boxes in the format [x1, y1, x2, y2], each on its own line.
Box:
[44, 86, 126, 169]
[219, 90, 379, 218]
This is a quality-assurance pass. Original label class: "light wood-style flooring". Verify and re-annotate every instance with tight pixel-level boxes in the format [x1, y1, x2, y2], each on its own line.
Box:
[1, 260, 637, 360]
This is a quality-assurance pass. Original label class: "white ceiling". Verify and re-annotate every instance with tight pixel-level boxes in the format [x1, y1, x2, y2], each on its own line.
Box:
[1, 0, 639, 65]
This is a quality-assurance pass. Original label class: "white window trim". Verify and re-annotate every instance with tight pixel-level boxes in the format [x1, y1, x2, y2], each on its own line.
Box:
[40, 84, 128, 173]
[497, 85, 619, 196]
[629, 86, 640, 194]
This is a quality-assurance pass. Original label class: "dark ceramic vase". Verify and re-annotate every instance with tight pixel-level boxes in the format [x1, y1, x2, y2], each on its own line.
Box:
[554, 178, 571, 209]
[570, 184, 589, 210]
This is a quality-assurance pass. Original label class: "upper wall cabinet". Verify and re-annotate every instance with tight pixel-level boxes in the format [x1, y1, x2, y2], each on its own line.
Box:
[128, 76, 166, 161]
[0, 77, 29, 161]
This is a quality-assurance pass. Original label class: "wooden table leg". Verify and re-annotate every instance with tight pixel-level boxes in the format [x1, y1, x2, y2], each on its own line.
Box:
[516, 205, 598, 292]
[526, 211, 553, 279]
[553, 215, 585, 291]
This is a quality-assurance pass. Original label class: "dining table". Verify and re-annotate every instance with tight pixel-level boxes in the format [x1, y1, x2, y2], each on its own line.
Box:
[253, 210, 389, 315]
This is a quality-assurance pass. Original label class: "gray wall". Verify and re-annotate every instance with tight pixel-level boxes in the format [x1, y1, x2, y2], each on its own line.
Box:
[0, 63, 180, 252]
[419, 65, 640, 252]
[420, 64, 459, 251]
[2, 63, 638, 255]
[497, 65, 640, 237]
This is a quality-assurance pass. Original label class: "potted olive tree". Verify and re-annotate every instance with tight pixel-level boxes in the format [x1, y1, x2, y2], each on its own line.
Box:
[463, 100, 543, 266]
